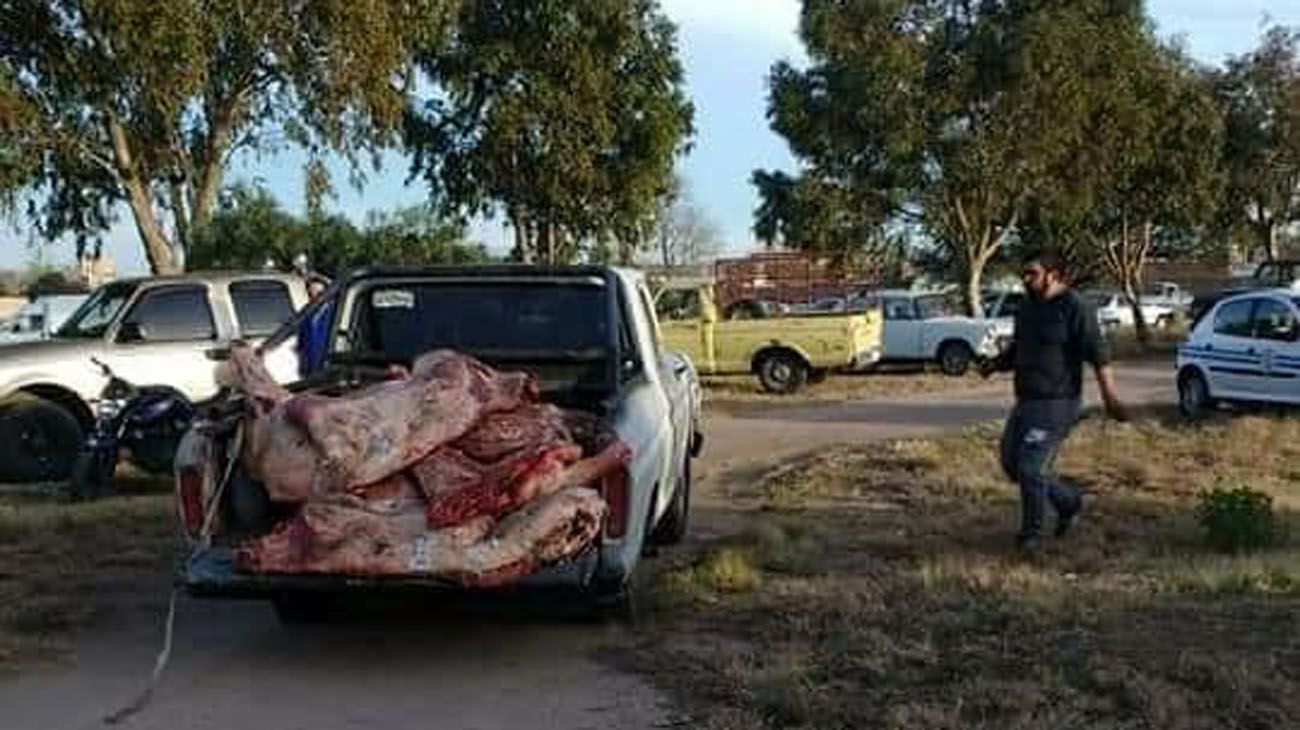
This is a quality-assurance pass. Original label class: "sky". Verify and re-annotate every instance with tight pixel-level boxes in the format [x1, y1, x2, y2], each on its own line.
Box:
[3, 0, 1297, 275]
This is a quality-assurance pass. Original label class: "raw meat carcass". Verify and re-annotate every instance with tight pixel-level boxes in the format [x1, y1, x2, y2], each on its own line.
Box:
[237, 487, 606, 585]
[284, 349, 538, 490]
[417, 441, 630, 528]
[229, 345, 539, 499]
[225, 344, 626, 585]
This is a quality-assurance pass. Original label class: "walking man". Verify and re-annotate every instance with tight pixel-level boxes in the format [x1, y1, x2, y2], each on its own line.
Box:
[988, 249, 1127, 552]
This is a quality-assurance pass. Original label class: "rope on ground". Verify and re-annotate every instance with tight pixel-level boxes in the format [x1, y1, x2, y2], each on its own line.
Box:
[101, 586, 179, 726]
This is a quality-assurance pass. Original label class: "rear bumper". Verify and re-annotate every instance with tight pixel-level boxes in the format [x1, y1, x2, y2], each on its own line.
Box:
[180, 545, 603, 599]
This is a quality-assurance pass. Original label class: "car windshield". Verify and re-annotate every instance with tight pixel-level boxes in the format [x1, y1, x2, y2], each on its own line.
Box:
[55, 282, 139, 339]
[916, 294, 960, 319]
[1085, 292, 1113, 308]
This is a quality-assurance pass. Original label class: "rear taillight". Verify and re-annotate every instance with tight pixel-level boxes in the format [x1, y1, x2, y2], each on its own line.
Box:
[599, 467, 630, 538]
[178, 467, 205, 537]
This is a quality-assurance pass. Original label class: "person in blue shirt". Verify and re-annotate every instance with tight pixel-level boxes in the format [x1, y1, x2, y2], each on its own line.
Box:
[296, 274, 334, 379]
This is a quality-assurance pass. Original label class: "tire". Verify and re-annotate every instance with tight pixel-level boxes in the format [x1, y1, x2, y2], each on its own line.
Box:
[0, 398, 84, 483]
[70, 449, 116, 500]
[589, 575, 641, 625]
[1179, 369, 1215, 420]
[937, 341, 975, 377]
[650, 457, 691, 546]
[756, 351, 809, 394]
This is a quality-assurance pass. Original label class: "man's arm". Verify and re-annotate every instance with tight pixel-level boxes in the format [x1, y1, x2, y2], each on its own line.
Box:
[1077, 297, 1128, 421]
[1094, 363, 1128, 421]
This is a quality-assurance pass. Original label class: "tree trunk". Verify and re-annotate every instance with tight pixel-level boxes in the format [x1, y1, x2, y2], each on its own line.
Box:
[966, 265, 984, 320]
[192, 97, 241, 229]
[107, 115, 180, 275]
[1255, 220, 1278, 263]
[1123, 280, 1149, 347]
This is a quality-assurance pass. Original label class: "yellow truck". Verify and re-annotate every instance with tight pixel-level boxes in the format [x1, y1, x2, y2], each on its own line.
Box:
[657, 285, 883, 394]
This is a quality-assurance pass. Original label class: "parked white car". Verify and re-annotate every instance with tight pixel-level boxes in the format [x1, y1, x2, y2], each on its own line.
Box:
[1176, 289, 1300, 418]
[0, 294, 88, 345]
[1085, 291, 1177, 333]
[1147, 281, 1193, 314]
[859, 290, 1008, 376]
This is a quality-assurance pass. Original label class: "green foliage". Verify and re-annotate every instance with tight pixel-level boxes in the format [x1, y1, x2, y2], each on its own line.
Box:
[1026, 41, 1225, 328]
[758, 0, 1156, 314]
[752, 170, 888, 265]
[1212, 26, 1300, 262]
[188, 186, 487, 275]
[1, 0, 457, 273]
[1196, 487, 1279, 554]
[407, 0, 693, 264]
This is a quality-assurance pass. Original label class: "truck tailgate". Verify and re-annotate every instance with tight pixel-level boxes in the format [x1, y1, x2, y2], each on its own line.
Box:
[181, 545, 601, 598]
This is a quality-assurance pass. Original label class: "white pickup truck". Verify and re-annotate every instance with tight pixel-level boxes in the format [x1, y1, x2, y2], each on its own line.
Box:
[177, 265, 702, 617]
[0, 273, 306, 483]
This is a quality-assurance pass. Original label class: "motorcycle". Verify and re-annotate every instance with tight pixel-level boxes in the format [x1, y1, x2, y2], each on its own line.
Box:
[70, 358, 197, 500]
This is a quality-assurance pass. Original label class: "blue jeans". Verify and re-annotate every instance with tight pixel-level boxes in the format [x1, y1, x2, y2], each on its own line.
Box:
[1000, 399, 1081, 539]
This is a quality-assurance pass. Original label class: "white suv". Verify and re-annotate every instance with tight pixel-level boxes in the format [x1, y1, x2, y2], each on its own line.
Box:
[1176, 289, 1300, 418]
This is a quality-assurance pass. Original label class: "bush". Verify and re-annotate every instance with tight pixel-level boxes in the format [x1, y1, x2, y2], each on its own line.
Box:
[1196, 487, 1278, 554]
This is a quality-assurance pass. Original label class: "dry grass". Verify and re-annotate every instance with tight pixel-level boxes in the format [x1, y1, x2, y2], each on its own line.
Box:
[0, 476, 177, 671]
[633, 411, 1300, 729]
[704, 369, 1008, 407]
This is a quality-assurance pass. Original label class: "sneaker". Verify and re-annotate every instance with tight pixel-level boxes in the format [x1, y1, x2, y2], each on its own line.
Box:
[1015, 534, 1042, 556]
[1054, 501, 1082, 539]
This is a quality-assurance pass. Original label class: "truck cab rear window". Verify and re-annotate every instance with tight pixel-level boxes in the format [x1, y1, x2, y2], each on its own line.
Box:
[353, 283, 612, 362]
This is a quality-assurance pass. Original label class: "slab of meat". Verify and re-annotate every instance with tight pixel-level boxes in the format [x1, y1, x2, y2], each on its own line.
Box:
[237, 487, 606, 584]
[285, 349, 538, 491]
[235, 497, 494, 575]
[224, 343, 291, 414]
[242, 406, 319, 503]
[452, 404, 572, 462]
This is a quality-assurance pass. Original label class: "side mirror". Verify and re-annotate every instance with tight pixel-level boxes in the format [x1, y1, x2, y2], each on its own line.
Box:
[117, 321, 148, 343]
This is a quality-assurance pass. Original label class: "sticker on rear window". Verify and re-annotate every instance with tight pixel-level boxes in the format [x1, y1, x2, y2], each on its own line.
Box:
[372, 289, 415, 309]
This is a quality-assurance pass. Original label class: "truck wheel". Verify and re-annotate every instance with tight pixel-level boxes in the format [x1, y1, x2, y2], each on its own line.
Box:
[650, 457, 691, 546]
[589, 575, 642, 625]
[1179, 369, 1215, 420]
[757, 352, 809, 394]
[0, 398, 83, 483]
[937, 341, 975, 377]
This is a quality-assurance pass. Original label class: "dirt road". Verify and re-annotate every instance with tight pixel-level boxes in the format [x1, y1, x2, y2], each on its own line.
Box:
[0, 362, 1173, 730]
